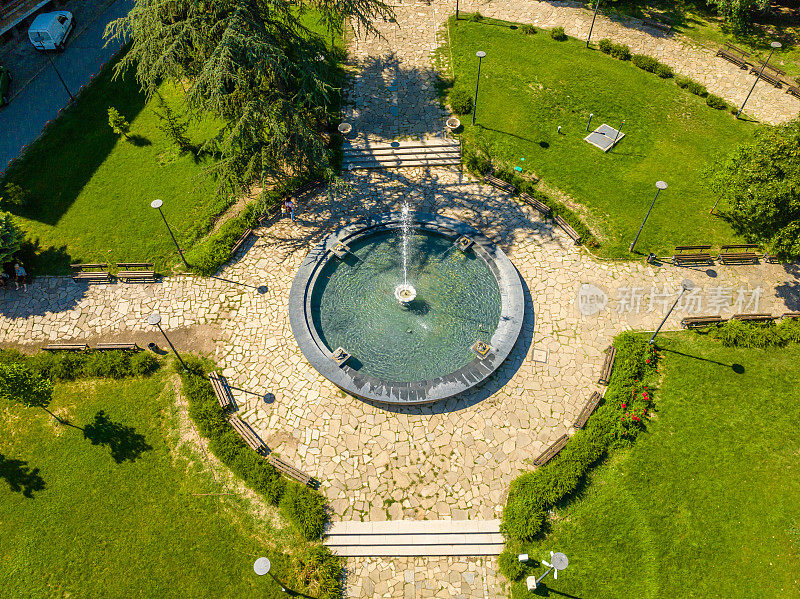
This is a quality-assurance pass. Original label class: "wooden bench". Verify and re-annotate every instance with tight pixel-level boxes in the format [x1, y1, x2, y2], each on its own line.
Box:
[782, 312, 800, 320]
[573, 391, 602, 430]
[681, 315, 725, 329]
[484, 174, 517, 195]
[229, 228, 254, 257]
[731, 313, 776, 323]
[641, 13, 671, 33]
[533, 434, 569, 467]
[519, 192, 551, 217]
[258, 179, 325, 225]
[672, 245, 713, 266]
[751, 61, 785, 88]
[598, 346, 617, 385]
[43, 343, 89, 351]
[716, 42, 749, 69]
[228, 415, 267, 455]
[116, 262, 156, 282]
[71, 263, 112, 283]
[718, 244, 759, 265]
[786, 84, 800, 99]
[96, 343, 141, 351]
[268, 453, 317, 487]
[553, 215, 581, 244]
[209, 372, 235, 411]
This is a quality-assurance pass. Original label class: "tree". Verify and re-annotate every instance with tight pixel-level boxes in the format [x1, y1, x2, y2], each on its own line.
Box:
[0, 363, 58, 421]
[1, 182, 30, 209]
[0, 210, 24, 264]
[707, 119, 800, 258]
[707, 0, 769, 34]
[105, 0, 392, 197]
[107, 106, 131, 139]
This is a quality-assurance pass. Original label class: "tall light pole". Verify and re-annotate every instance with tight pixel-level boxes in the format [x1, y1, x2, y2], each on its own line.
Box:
[147, 313, 188, 371]
[254, 557, 287, 593]
[587, 0, 602, 48]
[472, 51, 486, 126]
[629, 181, 667, 253]
[151, 199, 190, 269]
[528, 551, 569, 591]
[649, 279, 694, 345]
[737, 41, 781, 119]
[456, 0, 459, 21]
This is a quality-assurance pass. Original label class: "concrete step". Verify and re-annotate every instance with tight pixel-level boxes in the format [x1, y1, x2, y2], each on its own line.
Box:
[324, 520, 503, 557]
[343, 158, 462, 170]
[342, 139, 461, 170]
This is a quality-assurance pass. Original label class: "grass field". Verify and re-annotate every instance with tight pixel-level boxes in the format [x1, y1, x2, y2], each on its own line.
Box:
[0, 370, 316, 598]
[509, 334, 800, 598]
[446, 18, 759, 258]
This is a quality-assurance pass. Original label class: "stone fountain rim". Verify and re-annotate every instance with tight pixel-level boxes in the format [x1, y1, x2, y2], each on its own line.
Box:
[288, 212, 525, 405]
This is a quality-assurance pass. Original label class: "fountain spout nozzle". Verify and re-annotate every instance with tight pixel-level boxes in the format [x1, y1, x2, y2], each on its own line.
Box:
[395, 283, 417, 305]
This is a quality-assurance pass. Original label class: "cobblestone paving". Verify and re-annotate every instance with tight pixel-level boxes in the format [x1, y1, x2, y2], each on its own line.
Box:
[344, 556, 501, 598]
[454, 0, 799, 125]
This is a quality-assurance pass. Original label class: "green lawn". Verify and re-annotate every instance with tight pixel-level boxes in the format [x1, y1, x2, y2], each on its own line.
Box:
[509, 334, 800, 598]
[447, 19, 759, 258]
[2, 62, 226, 275]
[0, 371, 315, 597]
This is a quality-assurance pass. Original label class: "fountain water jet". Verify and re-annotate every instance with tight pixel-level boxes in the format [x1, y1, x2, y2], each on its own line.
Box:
[395, 203, 417, 305]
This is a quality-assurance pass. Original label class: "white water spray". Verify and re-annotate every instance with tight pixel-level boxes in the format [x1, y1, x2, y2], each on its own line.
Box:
[395, 203, 417, 305]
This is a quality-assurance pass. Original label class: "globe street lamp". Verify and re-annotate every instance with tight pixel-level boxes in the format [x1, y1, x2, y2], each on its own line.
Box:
[147, 313, 187, 370]
[151, 199, 190, 269]
[649, 279, 695, 345]
[527, 551, 569, 591]
[629, 181, 667, 253]
[472, 51, 486, 126]
[737, 41, 781, 119]
[254, 557, 286, 593]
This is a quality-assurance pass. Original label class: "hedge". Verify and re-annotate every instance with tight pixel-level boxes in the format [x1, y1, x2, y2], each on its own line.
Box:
[706, 94, 727, 110]
[449, 88, 473, 116]
[550, 26, 567, 41]
[178, 356, 329, 540]
[598, 39, 630, 61]
[0, 348, 160, 381]
[501, 333, 654, 543]
[631, 53, 660, 73]
[704, 318, 800, 348]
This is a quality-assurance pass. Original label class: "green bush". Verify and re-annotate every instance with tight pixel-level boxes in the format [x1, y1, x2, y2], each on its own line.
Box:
[686, 80, 708, 97]
[464, 150, 492, 176]
[706, 94, 727, 110]
[280, 482, 328, 540]
[130, 352, 160, 376]
[520, 24, 536, 35]
[631, 54, 659, 73]
[675, 75, 691, 88]
[598, 39, 613, 54]
[449, 88, 473, 116]
[655, 63, 673, 78]
[470, 11, 483, 22]
[610, 43, 631, 61]
[0, 349, 160, 381]
[83, 351, 132, 379]
[180, 363, 330, 538]
[550, 26, 567, 41]
[498, 549, 527, 580]
[297, 545, 343, 599]
[780, 317, 800, 343]
[706, 319, 786, 348]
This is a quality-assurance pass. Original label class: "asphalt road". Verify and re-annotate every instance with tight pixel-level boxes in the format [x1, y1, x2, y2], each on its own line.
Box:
[0, 0, 133, 172]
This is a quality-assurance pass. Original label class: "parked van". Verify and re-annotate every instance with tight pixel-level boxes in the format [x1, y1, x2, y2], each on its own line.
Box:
[28, 11, 74, 51]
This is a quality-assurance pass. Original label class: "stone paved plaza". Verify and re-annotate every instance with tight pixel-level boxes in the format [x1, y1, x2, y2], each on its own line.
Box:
[1, 2, 799, 597]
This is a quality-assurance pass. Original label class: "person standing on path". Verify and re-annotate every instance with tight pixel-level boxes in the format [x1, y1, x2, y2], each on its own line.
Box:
[14, 263, 27, 291]
[285, 199, 295, 222]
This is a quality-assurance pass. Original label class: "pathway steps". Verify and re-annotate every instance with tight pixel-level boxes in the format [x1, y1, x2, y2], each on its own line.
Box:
[325, 520, 503, 557]
[342, 138, 461, 170]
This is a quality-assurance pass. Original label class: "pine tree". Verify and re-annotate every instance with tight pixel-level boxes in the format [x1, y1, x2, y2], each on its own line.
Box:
[0, 211, 23, 264]
[108, 106, 131, 139]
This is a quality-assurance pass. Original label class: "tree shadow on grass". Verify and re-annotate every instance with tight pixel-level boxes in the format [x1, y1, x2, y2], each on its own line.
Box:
[82, 410, 152, 463]
[0, 453, 46, 498]
[126, 134, 152, 147]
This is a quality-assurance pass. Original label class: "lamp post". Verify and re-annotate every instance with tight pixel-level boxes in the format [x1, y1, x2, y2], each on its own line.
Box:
[456, 0, 459, 21]
[629, 181, 667, 253]
[649, 279, 694, 345]
[527, 551, 569, 591]
[737, 41, 781, 119]
[472, 51, 486, 126]
[151, 199, 190, 269]
[147, 313, 187, 371]
[254, 557, 287, 593]
[587, 0, 602, 48]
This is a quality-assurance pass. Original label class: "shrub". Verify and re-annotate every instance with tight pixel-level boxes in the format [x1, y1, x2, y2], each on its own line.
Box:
[686, 80, 708, 97]
[598, 39, 613, 54]
[520, 24, 536, 35]
[610, 43, 631, 61]
[464, 150, 492, 176]
[498, 549, 526, 580]
[130, 352, 160, 376]
[83, 351, 132, 379]
[706, 94, 727, 110]
[675, 75, 691, 88]
[706, 319, 786, 348]
[550, 26, 567, 41]
[779, 317, 800, 343]
[0, 349, 160, 381]
[297, 545, 343, 599]
[655, 63, 673, 78]
[470, 11, 483, 21]
[280, 482, 328, 540]
[449, 88, 473, 116]
[631, 54, 659, 73]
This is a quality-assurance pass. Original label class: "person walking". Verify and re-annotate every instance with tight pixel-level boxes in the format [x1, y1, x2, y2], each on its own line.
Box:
[284, 199, 295, 222]
[14, 263, 27, 291]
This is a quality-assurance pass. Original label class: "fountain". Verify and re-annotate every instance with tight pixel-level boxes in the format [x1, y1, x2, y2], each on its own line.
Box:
[288, 212, 524, 404]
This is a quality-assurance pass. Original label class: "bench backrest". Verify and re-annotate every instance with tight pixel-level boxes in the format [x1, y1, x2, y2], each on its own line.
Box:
[675, 245, 711, 252]
[116, 262, 154, 269]
[724, 42, 748, 57]
[757, 60, 785, 76]
[720, 244, 758, 251]
[71, 263, 108, 270]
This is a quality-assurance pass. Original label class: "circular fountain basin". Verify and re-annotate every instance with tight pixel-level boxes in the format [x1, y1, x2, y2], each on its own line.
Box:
[288, 212, 524, 404]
